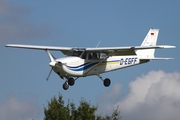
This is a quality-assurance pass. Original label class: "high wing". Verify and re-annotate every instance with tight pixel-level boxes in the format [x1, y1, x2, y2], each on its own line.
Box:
[5, 44, 72, 55]
[6, 44, 175, 56]
[86, 45, 175, 56]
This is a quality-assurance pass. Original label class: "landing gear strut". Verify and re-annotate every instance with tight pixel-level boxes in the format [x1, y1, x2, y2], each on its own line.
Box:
[97, 74, 111, 87]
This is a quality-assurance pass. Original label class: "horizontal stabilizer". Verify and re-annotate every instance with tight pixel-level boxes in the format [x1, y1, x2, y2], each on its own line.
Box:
[140, 57, 174, 60]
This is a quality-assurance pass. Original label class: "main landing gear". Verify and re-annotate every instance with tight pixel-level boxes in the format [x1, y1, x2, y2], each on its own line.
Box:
[97, 74, 111, 87]
[103, 78, 111, 87]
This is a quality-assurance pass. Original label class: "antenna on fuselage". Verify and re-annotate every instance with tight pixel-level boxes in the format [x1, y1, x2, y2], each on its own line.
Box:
[96, 40, 101, 48]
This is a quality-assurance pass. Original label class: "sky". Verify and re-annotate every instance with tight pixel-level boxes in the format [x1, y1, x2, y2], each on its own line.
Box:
[0, 0, 180, 120]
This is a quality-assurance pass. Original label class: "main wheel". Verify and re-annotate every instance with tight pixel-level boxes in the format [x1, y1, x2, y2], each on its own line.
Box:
[68, 78, 75, 86]
[103, 78, 111, 87]
[63, 82, 69, 90]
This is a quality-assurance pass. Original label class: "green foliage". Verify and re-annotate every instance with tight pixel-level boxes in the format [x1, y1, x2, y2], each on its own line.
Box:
[44, 94, 122, 120]
[44, 95, 70, 120]
[75, 99, 97, 120]
[96, 106, 122, 120]
[111, 105, 122, 120]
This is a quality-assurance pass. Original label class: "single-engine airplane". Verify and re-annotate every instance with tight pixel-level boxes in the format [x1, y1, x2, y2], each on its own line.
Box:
[6, 29, 175, 90]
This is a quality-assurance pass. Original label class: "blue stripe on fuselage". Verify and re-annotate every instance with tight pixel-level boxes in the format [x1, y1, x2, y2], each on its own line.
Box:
[66, 62, 98, 71]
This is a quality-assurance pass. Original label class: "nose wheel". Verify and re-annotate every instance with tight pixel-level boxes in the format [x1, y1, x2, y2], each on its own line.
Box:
[62, 77, 77, 90]
[68, 78, 75, 86]
[62, 82, 69, 90]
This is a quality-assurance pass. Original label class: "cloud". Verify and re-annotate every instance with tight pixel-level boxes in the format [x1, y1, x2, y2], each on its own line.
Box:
[0, 0, 54, 42]
[0, 94, 41, 120]
[97, 70, 180, 120]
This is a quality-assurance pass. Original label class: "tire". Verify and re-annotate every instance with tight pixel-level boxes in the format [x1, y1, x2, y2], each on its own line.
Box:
[68, 78, 75, 86]
[103, 78, 111, 87]
[63, 82, 69, 90]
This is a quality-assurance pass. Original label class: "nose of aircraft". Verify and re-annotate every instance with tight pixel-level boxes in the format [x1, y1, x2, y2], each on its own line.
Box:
[49, 61, 56, 67]
[49, 61, 64, 67]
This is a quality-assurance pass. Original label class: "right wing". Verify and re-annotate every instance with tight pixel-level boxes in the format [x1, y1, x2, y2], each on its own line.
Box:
[86, 45, 175, 56]
[5, 44, 72, 55]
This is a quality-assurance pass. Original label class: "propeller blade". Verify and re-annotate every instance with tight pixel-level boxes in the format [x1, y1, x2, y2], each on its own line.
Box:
[46, 68, 53, 81]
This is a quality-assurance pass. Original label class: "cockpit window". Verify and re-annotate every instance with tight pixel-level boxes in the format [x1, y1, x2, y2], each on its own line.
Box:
[72, 51, 83, 56]
[67, 48, 86, 59]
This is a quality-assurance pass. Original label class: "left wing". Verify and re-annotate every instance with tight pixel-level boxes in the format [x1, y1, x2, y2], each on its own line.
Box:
[5, 44, 72, 55]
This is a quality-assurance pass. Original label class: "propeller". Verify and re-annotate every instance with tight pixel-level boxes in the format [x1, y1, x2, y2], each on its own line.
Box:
[46, 68, 53, 81]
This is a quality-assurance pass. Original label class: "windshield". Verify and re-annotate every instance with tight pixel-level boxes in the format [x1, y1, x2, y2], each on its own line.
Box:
[67, 48, 86, 58]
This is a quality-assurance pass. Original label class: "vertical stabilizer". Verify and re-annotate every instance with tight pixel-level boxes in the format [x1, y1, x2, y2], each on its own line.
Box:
[136, 29, 159, 58]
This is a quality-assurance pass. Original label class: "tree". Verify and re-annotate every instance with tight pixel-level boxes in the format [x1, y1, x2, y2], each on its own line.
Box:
[44, 94, 121, 120]
[96, 106, 122, 120]
[44, 95, 70, 120]
[111, 105, 122, 120]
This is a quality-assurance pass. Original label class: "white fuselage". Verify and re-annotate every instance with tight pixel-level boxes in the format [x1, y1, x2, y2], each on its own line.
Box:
[52, 55, 141, 77]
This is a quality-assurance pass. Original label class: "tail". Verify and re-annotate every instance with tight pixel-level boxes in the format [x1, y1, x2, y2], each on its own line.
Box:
[136, 29, 159, 58]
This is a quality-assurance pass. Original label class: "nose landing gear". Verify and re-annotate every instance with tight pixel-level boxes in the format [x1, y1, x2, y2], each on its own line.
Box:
[62, 77, 78, 90]
[62, 81, 69, 90]
[68, 78, 75, 86]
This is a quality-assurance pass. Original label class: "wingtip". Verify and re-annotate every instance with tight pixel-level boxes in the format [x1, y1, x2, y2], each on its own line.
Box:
[5, 44, 14, 47]
[5, 44, 10, 47]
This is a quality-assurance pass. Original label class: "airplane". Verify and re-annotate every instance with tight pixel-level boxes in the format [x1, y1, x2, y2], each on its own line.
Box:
[6, 29, 175, 90]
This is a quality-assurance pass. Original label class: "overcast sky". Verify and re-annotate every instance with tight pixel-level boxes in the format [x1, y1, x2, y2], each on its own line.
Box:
[0, 0, 180, 120]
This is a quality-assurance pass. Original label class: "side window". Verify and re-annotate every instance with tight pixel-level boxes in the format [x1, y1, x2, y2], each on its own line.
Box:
[92, 53, 98, 59]
[100, 53, 107, 59]
[88, 52, 100, 60]
[88, 53, 93, 60]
